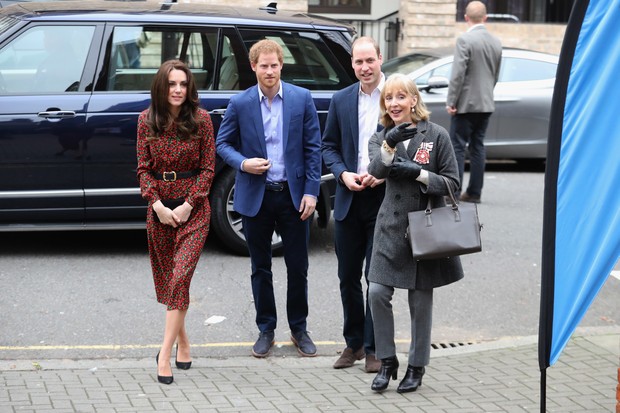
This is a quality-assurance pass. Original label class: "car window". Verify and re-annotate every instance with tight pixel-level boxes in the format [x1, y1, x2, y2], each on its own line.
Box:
[239, 29, 352, 90]
[499, 57, 557, 82]
[383, 53, 440, 77]
[0, 25, 95, 94]
[415, 62, 452, 85]
[105, 26, 223, 91]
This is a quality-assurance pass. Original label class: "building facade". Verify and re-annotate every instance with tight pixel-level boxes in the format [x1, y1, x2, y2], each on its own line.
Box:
[194, 0, 567, 58]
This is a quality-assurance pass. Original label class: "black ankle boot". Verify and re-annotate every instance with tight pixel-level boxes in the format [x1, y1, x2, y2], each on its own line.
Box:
[396, 365, 425, 393]
[371, 356, 399, 392]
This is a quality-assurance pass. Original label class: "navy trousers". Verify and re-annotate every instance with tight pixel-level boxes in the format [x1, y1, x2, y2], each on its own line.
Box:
[242, 187, 310, 335]
[334, 185, 384, 354]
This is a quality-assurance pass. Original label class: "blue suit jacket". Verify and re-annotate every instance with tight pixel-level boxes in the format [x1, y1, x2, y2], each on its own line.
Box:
[215, 82, 321, 217]
[321, 82, 383, 221]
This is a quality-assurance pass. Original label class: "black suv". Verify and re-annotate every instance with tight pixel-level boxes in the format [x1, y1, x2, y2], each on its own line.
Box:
[0, 1, 356, 254]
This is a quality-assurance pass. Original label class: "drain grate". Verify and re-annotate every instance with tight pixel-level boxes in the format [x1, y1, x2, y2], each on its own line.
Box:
[431, 341, 477, 350]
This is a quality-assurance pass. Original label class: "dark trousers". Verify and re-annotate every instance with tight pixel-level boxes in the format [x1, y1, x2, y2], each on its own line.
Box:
[242, 188, 310, 335]
[450, 112, 491, 197]
[334, 184, 384, 354]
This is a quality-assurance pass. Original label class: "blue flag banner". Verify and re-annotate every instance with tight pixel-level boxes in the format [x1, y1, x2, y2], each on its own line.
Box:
[539, 0, 620, 406]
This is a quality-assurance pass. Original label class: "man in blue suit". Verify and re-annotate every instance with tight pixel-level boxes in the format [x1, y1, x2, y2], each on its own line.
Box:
[321, 36, 385, 373]
[216, 39, 321, 358]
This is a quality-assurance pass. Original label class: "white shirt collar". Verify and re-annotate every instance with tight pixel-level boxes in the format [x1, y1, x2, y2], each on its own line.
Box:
[358, 73, 386, 96]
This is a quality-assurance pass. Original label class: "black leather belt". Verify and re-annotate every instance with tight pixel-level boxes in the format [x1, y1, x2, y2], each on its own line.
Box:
[265, 181, 288, 191]
[153, 169, 199, 182]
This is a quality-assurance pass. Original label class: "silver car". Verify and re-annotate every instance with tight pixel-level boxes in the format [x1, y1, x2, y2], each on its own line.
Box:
[382, 47, 558, 164]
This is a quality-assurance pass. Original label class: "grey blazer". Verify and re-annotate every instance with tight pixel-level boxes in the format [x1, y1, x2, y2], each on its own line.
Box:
[447, 25, 502, 114]
[367, 121, 464, 290]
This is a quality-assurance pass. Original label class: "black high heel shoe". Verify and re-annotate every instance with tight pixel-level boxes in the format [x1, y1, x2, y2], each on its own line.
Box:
[156, 351, 173, 385]
[397, 365, 425, 393]
[175, 344, 192, 370]
[371, 356, 399, 392]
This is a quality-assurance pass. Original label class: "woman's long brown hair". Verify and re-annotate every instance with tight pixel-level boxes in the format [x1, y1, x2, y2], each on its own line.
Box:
[145, 59, 201, 141]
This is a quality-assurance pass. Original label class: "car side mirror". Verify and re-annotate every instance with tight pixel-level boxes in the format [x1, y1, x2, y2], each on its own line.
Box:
[427, 76, 449, 89]
[419, 76, 449, 93]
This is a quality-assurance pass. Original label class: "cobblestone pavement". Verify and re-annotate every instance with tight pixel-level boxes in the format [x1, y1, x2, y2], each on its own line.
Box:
[1, 328, 618, 412]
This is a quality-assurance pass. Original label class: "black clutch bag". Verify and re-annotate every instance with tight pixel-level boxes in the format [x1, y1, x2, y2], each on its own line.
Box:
[154, 198, 185, 223]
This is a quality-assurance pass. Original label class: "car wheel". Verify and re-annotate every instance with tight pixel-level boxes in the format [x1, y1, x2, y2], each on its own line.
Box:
[210, 167, 284, 255]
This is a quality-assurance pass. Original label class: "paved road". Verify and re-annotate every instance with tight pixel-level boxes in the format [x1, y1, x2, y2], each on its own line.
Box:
[1, 168, 618, 362]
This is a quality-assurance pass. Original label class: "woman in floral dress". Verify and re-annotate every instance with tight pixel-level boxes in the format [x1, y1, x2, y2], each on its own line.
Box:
[136, 59, 215, 385]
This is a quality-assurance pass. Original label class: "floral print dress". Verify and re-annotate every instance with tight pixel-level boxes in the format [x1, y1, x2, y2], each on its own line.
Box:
[136, 108, 215, 311]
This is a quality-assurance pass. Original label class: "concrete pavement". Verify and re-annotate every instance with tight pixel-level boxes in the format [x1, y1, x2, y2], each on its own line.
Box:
[1, 326, 618, 412]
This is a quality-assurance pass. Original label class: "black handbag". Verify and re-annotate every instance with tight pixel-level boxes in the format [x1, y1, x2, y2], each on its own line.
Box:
[153, 198, 185, 223]
[406, 176, 482, 260]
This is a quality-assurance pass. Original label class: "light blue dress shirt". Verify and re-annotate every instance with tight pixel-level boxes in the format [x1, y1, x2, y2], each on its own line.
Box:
[258, 85, 285, 183]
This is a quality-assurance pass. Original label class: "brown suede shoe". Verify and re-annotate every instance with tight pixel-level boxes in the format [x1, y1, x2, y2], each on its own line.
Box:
[365, 353, 381, 373]
[333, 347, 365, 369]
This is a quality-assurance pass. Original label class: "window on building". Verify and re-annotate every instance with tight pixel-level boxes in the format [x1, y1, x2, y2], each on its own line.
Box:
[308, 0, 370, 15]
[456, 0, 575, 23]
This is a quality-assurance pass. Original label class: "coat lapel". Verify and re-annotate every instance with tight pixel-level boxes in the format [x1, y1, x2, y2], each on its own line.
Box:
[249, 85, 268, 157]
[282, 82, 291, 152]
[405, 121, 429, 160]
[348, 85, 360, 157]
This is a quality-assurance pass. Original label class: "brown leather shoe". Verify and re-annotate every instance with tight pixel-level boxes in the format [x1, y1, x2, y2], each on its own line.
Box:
[460, 192, 481, 203]
[365, 353, 381, 373]
[333, 347, 365, 369]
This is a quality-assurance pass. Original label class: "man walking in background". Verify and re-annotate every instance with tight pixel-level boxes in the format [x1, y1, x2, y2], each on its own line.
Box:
[446, 0, 502, 203]
[321, 36, 385, 373]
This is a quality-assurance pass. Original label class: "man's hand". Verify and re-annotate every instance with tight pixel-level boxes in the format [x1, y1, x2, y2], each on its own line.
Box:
[242, 158, 271, 175]
[385, 122, 417, 148]
[340, 171, 365, 191]
[299, 195, 316, 221]
[359, 174, 385, 188]
[446, 105, 457, 116]
[389, 157, 422, 180]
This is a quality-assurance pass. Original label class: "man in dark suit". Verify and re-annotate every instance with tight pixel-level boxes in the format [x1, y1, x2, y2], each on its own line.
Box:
[446, 0, 502, 203]
[216, 39, 322, 358]
[321, 36, 385, 373]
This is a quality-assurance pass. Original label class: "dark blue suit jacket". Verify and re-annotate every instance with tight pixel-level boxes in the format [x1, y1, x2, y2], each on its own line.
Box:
[321, 82, 383, 221]
[216, 82, 321, 217]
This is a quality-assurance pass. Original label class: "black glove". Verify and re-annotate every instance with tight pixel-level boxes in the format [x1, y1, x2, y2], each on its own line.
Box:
[384, 123, 417, 148]
[389, 157, 422, 180]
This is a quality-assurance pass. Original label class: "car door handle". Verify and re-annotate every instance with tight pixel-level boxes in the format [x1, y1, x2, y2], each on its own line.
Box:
[38, 110, 77, 119]
[209, 108, 227, 116]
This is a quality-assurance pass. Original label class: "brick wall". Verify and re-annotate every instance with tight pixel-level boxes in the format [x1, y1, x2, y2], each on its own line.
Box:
[399, 0, 566, 56]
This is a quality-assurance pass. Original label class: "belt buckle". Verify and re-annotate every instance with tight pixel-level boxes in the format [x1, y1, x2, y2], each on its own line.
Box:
[163, 171, 176, 182]
[267, 182, 284, 191]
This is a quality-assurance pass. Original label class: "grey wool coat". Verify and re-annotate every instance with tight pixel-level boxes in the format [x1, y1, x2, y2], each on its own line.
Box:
[367, 120, 464, 290]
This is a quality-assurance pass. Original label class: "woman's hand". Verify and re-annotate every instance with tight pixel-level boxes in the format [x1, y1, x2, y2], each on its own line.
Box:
[172, 202, 193, 225]
[153, 200, 192, 227]
[385, 123, 417, 148]
[389, 157, 421, 180]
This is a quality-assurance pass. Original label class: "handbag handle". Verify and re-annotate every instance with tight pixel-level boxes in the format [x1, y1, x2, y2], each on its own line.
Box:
[424, 176, 461, 224]
[425, 176, 459, 211]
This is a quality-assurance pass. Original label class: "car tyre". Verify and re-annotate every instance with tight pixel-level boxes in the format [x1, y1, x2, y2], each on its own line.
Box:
[210, 167, 284, 256]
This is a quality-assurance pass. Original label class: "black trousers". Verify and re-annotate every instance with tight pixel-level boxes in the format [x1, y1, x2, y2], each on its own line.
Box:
[334, 184, 385, 353]
[450, 112, 492, 197]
